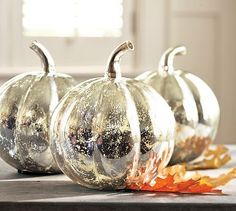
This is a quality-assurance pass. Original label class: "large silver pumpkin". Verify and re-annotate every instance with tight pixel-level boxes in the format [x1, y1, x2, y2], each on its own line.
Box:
[50, 41, 175, 189]
[137, 46, 220, 164]
[0, 41, 75, 174]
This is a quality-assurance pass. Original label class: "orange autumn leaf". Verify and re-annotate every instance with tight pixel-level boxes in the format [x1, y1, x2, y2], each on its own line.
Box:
[126, 172, 225, 193]
[126, 144, 236, 194]
[127, 173, 222, 194]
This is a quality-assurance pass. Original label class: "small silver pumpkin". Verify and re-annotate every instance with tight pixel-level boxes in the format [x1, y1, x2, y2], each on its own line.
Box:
[0, 41, 76, 174]
[137, 46, 220, 164]
[50, 41, 175, 189]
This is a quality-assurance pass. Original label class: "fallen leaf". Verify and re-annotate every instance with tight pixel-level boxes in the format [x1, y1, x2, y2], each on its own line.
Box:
[126, 145, 236, 194]
[185, 144, 231, 170]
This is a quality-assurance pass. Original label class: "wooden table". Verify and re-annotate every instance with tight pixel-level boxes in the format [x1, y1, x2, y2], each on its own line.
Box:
[0, 145, 236, 211]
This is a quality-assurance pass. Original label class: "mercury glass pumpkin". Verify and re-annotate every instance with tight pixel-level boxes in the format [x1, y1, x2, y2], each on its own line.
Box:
[0, 41, 75, 174]
[137, 46, 220, 165]
[50, 41, 175, 190]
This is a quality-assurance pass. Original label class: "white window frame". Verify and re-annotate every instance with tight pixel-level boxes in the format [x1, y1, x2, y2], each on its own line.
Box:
[0, 0, 170, 79]
[0, 0, 136, 77]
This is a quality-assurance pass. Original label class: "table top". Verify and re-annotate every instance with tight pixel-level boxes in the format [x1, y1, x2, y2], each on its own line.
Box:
[0, 145, 236, 211]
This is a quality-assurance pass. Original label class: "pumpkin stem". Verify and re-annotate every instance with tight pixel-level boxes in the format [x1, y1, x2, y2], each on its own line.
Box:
[105, 41, 134, 79]
[30, 40, 55, 73]
[159, 46, 187, 74]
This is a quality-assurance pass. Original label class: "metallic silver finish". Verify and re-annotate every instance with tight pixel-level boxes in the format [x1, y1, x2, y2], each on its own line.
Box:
[0, 41, 76, 174]
[50, 41, 175, 190]
[105, 41, 134, 79]
[30, 40, 56, 73]
[137, 46, 220, 165]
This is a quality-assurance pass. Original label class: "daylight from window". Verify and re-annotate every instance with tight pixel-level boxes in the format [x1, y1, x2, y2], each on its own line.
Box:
[22, 0, 123, 37]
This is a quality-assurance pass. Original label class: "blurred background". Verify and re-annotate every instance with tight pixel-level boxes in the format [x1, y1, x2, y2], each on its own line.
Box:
[0, 0, 235, 144]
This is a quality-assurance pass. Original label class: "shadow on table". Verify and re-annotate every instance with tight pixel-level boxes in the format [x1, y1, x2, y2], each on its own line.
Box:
[0, 170, 55, 180]
[0, 159, 62, 180]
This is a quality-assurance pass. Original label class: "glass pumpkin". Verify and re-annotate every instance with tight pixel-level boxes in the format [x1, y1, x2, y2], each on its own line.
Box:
[0, 41, 76, 174]
[50, 41, 175, 190]
[136, 46, 220, 165]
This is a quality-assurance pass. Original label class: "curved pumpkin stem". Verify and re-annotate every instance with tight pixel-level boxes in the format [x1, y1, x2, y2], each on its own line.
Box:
[159, 46, 187, 74]
[30, 40, 55, 73]
[105, 41, 134, 79]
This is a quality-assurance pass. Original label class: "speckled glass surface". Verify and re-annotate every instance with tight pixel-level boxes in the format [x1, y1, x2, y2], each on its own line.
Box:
[50, 41, 175, 189]
[0, 41, 76, 174]
[137, 46, 220, 165]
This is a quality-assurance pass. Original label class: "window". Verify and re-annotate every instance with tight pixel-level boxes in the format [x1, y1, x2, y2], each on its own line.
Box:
[0, 0, 135, 72]
[22, 0, 123, 37]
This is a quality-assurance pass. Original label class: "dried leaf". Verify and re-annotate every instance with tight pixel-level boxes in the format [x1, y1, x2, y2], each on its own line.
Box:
[126, 145, 236, 194]
[201, 168, 236, 188]
[186, 145, 231, 170]
[127, 173, 222, 194]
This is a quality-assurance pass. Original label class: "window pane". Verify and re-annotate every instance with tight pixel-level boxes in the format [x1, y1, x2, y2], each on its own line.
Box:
[22, 0, 123, 37]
